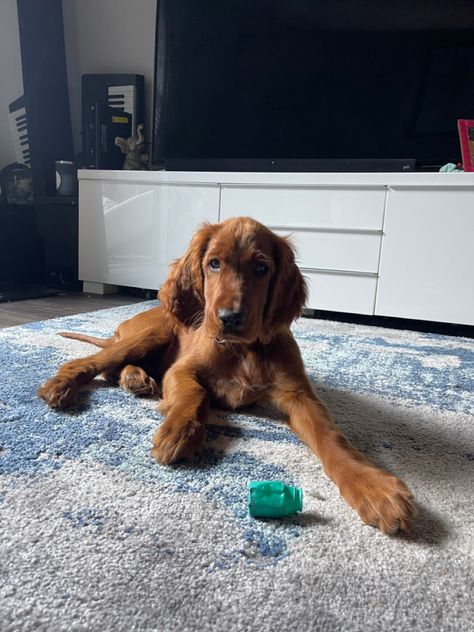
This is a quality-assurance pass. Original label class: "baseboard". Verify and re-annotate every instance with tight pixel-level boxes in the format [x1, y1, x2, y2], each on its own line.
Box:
[303, 309, 473, 338]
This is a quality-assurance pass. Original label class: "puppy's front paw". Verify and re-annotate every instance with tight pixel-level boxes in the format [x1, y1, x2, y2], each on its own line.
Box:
[340, 467, 416, 535]
[38, 376, 78, 410]
[151, 418, 205, 465]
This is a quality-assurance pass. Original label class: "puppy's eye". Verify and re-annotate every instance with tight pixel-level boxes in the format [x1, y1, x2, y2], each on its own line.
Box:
[209, 258, 221, 271]
[254, 261, 269, 276]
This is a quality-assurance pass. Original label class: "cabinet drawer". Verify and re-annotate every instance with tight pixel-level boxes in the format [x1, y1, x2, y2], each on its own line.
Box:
[220, 185, 386, 230]
[276, 229, 381, 273]
[304, 270, 377, 315]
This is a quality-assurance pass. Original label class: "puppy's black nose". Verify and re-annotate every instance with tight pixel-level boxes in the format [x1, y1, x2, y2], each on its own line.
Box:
[218, 309, 246, 331]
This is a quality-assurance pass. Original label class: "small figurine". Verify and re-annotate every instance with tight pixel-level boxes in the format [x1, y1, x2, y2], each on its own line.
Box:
[115, 123, 148, 170]
[248, 481, 303, 518]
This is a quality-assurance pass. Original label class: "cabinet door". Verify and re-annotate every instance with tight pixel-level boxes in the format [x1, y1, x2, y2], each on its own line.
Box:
[376, 187, 474, 325]
[79, 181, 220, 289]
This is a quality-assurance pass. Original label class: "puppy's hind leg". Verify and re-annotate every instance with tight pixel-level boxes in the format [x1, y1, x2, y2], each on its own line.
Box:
[39, 327, 171, 410]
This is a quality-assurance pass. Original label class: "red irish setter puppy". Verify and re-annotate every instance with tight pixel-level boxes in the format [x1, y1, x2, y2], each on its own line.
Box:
[38, 216, 415, 534]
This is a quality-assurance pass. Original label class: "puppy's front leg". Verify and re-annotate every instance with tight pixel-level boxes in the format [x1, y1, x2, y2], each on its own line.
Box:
[271, 376, 415, 534]
[151, 364, 208, 465]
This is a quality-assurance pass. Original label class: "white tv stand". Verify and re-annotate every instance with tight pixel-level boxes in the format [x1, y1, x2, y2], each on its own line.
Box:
[78, 170, 474, 326]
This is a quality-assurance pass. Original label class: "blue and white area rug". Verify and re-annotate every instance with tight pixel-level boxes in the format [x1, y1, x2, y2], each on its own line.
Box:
[1, 301, 473, 632]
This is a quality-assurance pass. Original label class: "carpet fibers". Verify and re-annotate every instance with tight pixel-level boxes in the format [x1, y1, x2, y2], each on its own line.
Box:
[0, 302, 473, 632]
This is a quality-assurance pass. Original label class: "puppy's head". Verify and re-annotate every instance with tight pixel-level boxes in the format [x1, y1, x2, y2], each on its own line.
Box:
[159, 216, 307, 343]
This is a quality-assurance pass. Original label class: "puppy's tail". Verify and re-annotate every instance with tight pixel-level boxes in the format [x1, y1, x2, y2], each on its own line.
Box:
[58, 331, 116, 348]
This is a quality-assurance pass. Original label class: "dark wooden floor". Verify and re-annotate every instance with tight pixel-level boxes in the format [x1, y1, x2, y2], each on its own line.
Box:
[0, 291, 147, 329]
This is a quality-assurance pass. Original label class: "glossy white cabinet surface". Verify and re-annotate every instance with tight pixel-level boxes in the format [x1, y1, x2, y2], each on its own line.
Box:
[275, 229, 382, 274]
[376, 187, 474, 325]
[220, 185, 386, 230]
[78, 171, 474, 325]
[79, 180, 219, 289]
[305, 270, 377, 314]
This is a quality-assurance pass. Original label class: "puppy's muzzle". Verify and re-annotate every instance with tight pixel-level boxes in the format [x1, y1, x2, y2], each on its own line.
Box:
[218, 309, 246, 333]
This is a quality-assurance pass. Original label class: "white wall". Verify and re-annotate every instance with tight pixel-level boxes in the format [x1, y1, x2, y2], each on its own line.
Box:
[0, 0, 24, 169]
[62, 0, 157, 155]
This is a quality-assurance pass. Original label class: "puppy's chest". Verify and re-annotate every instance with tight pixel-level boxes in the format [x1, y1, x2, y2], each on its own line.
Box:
[206, 354, 272, 409]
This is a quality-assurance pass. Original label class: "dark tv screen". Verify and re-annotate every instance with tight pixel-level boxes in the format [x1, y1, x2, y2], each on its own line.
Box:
[152, 0, 474, 169]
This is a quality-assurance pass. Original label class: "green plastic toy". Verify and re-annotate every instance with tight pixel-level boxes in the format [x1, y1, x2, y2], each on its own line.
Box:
[248, 481, 303, 518]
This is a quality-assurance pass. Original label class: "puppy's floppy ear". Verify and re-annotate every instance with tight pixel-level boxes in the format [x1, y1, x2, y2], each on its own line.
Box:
[262, 234, 307, 341]
[159, 222, 218, 325]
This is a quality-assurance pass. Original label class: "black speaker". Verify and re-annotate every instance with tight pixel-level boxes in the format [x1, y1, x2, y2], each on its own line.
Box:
[17, 0, 73, 199]
[81, 74, 144, 168]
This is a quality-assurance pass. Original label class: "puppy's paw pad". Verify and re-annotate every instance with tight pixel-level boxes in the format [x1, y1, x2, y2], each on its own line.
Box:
[120, 367, 159, 397]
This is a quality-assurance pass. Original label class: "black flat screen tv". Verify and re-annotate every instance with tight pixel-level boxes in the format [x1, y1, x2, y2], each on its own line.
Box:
[152, 0, 474, 171]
